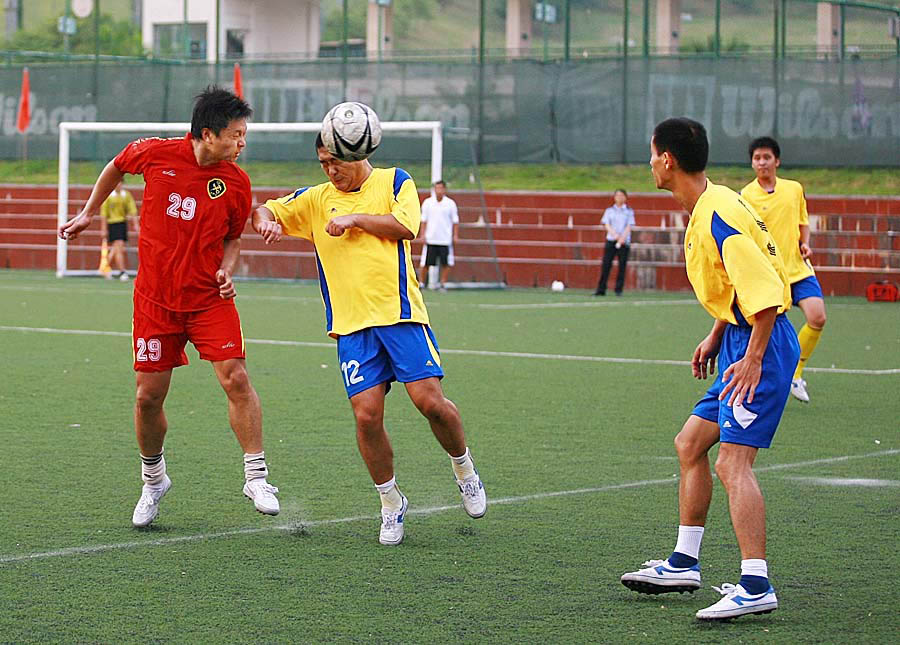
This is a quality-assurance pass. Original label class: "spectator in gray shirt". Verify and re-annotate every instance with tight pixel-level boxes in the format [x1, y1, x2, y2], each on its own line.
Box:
[594, 189, 635, 296]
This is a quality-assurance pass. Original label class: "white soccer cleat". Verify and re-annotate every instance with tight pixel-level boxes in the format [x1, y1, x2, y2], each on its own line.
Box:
[790, 378, 809, 402]
[379, 494, 408, 546]
[457, 471, 487, 518]
[243, 479, 280, 515]
[621, 559, 702, 594]
[695, 583, 778, 620]
[132, 475, 172, 528]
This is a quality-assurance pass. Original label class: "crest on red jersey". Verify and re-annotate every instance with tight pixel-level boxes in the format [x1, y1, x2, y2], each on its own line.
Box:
[208, 178, 226, 199]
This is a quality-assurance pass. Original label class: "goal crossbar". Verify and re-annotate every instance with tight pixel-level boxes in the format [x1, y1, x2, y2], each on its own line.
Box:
[56, 121, 443, 277]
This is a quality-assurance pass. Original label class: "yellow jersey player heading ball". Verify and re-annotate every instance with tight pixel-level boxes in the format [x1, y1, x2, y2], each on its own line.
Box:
[252, 103, 486, 546]
[741, 137, 827, 403]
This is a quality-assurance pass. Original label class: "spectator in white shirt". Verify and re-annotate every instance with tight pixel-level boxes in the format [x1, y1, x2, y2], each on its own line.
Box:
[418, 180, 459, 290]
[594, 189, 635, 296]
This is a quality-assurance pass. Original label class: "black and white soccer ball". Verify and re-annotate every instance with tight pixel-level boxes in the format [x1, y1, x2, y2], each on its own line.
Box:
[321, 102, 382, 162]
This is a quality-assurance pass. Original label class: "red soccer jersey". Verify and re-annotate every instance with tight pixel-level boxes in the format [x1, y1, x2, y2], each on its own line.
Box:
[114, 134, 251, 311]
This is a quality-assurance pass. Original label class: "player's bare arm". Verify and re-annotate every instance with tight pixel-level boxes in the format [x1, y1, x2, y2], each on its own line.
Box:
[718, 305, 778, 407]
[217, 238, 241, 299]
[251, 205, 283, 244]
[692, 319, 727, 380]
[326, 214, 415, 240]
[58, 160, 126, 240]
[799, 223, 812, 259]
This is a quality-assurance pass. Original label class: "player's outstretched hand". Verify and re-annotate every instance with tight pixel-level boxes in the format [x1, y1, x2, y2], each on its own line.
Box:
[256, 219, 283, 244]
[718, 355, 762, 408]
[691, 334, 720, 380]
[58, 212, 93, 240]
[326, 215, 357, 237]
[216, 269, 236, 299]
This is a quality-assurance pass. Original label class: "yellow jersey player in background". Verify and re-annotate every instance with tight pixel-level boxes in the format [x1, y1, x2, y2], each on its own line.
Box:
[252, 125, 487, 547]
[741, 137, 826, 403]
[620, 118, 800, 622]
[99, 181, 138, 281]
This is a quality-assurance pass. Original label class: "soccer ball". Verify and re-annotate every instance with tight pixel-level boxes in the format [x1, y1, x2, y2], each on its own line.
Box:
[551, 280, 565, 292]
[321, 102, 382, 162]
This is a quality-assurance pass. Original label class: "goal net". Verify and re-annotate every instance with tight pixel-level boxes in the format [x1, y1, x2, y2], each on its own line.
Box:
[55, 121, 505, 289]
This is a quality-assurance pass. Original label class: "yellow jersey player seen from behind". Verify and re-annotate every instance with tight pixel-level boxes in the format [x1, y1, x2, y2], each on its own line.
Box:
[620, 118, 800, 623]
[252, 123, 486, 547]
[741, 137, 826, 403]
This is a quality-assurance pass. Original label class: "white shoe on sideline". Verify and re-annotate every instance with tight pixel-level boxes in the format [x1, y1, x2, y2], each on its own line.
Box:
[243, 479, 280, 515]
[132, 475, 171, 527]
[457, 471, 487, 518]
[119, 272, 130, 282]
[790, 378, 809, 402]
[379, 494, 408, 546]
[695, 583, 778, 620]
[621, 559, 702, 594]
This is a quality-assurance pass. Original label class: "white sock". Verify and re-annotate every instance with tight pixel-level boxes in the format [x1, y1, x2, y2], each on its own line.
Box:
[741, 558, 768, 579]
[673, 525, 705, 560]
[375, 476, 403, 511]
[140, 452, 166, 486]
[243, 451, 268, 482]
[449, 447, 476, 480]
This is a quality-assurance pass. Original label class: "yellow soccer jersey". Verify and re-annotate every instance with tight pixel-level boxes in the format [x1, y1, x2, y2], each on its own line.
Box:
[740, 177, 814, 284]
[265, 167, 429, 337]
[685, 181, 792, 326]
[100, 189, 137, 224]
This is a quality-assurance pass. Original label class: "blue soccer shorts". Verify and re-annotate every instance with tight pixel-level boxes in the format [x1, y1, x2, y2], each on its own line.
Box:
[692, 314, 800, 448]
[791, 275, 824, 305]
[335, 323, 444, 398]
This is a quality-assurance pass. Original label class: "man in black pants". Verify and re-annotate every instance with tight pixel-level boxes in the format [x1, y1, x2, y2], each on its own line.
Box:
[594, 189, 635, 296]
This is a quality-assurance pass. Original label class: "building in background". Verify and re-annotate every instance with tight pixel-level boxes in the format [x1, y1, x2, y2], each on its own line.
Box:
[142, 0, 320, 62]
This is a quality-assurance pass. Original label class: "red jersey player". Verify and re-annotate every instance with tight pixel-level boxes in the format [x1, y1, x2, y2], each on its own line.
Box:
[58, 86, 279, 527]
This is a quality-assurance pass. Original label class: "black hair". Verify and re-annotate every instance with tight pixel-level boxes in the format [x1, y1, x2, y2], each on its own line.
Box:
[614, 188, 628, 197]
[190, 85, 252, 139]
[315, 132, 324, 151]
[433, 180, 446, 187]
[652, 117, 708, 173]
[748, 136, 781, 160]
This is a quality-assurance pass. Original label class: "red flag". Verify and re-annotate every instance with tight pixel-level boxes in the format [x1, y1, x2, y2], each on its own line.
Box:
[233, 63, 244, 99]
[16, 67, 30, 134]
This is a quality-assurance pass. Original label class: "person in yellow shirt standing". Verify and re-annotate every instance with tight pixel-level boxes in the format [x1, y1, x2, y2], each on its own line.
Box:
[252, 117, 486, 547]
[100, 181, 139, 281]
[741, 137, 826, 403]
[620, 118, 799, 622]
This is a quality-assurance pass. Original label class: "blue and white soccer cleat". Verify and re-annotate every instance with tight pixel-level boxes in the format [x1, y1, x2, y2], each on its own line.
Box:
[379, 494, 409, 546]
[695, 583, 778, 620]
[620, 559, 702, 594]
[457, 471, 487, 518]
[132, 475, 172, 528]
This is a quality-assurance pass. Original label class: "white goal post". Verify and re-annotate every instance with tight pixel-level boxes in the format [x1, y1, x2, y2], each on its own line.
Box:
[56, 120, 444, 277]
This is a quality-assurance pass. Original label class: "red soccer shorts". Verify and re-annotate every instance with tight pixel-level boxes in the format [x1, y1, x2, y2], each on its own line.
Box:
[132, 294, 246, 372]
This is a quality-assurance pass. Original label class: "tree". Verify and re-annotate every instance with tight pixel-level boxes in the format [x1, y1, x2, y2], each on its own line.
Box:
[3, 13, 145, 57]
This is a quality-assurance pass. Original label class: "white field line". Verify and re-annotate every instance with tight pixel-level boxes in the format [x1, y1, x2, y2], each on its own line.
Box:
[477, 299, 697, 309]
[783, 476, 900, 487]
[0, 284, 323, 304]
[1, 282, 892, 312]
[2, 325, 899, 375]
[1, 448, 896, 565]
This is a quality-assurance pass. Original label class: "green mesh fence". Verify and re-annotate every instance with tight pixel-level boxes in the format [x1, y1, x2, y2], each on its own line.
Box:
[0, 57, 897, 166]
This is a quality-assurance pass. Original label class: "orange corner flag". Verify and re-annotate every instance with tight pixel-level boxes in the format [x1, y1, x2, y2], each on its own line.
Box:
[16, 67, 31, 134]
[233, 63, 244, 99]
